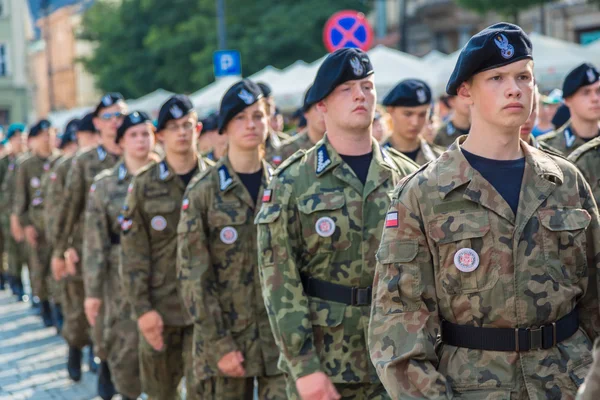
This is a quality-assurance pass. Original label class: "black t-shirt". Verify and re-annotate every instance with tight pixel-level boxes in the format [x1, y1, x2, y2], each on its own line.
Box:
[178, 165, 199, 186]
[402, 148, 420, 162]
[238, 169, 263, 205]
[462, 148, 525, 215]
[340, 152, 373, 185]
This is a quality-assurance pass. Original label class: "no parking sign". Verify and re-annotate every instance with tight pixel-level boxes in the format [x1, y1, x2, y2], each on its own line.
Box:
[323, 10, 374, 53]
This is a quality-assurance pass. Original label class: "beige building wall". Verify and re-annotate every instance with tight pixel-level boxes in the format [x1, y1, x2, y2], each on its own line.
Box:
[29, 4, 100, 118]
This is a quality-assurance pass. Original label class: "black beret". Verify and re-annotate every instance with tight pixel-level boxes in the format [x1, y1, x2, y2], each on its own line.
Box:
[218, 79, 263, 134]
[94, 93, 125, 116]
[447, 23, 533, 95]
[297, 115, 307, 128]
[201, 113, 219, 133]
[383, 79, 432, 107]
[302, 85, 314, 112]
[257, 82, 272, 98]
[116, 111, 151, 143]
[28, 119, 52, 138]
[562, 63, 599, 98]
[157, 94, 195, 132]
[306, 48, 374, 105]
[552, 104, 571, 129]
[78, 113, 97, 133]
[59, 119, 80, 149]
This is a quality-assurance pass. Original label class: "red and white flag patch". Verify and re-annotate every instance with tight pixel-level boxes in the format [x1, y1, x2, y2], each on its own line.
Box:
[262, 189, 272, 203]
[385, 211, 399, 228]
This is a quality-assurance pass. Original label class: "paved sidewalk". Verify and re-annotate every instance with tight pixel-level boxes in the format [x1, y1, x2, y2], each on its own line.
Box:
[0, 288, 105, 400]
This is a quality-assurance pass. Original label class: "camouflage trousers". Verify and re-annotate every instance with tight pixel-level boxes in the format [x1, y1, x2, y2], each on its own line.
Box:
[61, 277, 90, 349]
[197, 375, 287, 400]
[92, 301, 107, 361]
[105, 317, 141, 399]
[28, 232, 53, 301]
[285, 378, 390, 400]
[139, 324, 196, 400]
[1, 217, 27, 278]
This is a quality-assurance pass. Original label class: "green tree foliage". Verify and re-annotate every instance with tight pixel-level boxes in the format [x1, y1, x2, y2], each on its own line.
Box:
[79, 0, 367, 98]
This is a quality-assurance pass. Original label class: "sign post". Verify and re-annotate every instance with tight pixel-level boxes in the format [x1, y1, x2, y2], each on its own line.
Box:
[323, 10, 374, 53]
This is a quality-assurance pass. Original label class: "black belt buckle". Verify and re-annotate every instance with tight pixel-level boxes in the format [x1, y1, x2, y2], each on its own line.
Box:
[351, 287, 371, 306]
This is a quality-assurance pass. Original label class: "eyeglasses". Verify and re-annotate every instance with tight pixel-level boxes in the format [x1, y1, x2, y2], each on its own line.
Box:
[165, 121, 195, 132]
[100, 112, 124, 121]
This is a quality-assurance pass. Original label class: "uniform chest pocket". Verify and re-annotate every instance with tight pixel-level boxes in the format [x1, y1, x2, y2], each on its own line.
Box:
[297, 192, 351, 254]
[538, 208, 590, 284]
[428, 211, 499, 295]
[208, 206, 249, 249]
[143, 199, 177, 236]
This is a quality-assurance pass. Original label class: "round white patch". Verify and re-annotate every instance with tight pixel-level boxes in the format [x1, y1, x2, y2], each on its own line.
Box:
[220, 227, 238, 244]
[30, 177, 41, 188]
[454, 248, 480, 273]
[151, 216, 167, 231]
[315, 217, 336, 238]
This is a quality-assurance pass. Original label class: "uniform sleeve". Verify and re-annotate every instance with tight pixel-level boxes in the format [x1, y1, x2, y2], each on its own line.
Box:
[120, 178, 153, 318]
[255, 176, 320, 380]
[0, 167, 13, 214]
[83, 181, 110, 299]
[13, 161, 30, 227]
[53, 158, 85, 258]
[576, 171, 600, 340]
[177, 182, 239, 360]
[369, 194, 452, 400]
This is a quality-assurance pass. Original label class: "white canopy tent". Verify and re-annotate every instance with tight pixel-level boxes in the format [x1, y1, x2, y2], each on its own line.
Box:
[48, 106, 92, 132]
[247, 65, 283, 87]
[127, 89, 175, 119]
[585, 40, 600, 66]
[191, 75, 239, 117]
[422, 50, 448, 65]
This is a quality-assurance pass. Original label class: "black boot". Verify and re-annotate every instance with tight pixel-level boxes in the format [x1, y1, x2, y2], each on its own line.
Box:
[31, 295, 41, 311]
[0, 272, 5, 290]
[14, 279, 24, 302]
[40, 300, 54, 327]
[97, 361, 117, 400]
[121, 397, 137, 400]
[67, 346, 82, 382]
[52, 303, 64, 334]
[88, 347, 98, 374]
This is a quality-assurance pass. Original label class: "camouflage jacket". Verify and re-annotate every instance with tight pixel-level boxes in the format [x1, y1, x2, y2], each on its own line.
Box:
[265, 130, 291, 167]
[538, 123, 598, 156]
[0, 153, 19, 215]
[277, 132, 317, 162]
[381, 136, 445, 166]
[84, 162, 135, 325]
[43, 154, 75, 245]
[569, 137, 600, 204]
[255, 135, 418, 383]
[369, 137, 600, 399]
[177, 156, 279, 378]
[433, 121, 469, 149]
[528, 133, 564, 155]
[121, 157, 209, 326]
[53, 145, 120, 262]
[14, 152, 61, 232]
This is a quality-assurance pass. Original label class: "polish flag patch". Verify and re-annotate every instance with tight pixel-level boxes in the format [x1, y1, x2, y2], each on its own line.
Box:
[385, 211, 399, 228]
[262, 189, 272, 203]
[182, 198, 190, 211]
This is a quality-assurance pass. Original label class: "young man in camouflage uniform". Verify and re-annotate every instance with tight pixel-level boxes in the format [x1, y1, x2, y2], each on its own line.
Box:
[432, 93, 471, 148]
[538, 63, 600, 155]
[256, 48, 418, 400]
[257, 82, 291, 167]
[381, 79, 445, 165]
[52, 93, 125, 385]
[277, 85, 326, 162]
[369, 23, 600, 399]
[84, 111, 155, 400]
[0, 124, 28, 300]
[120, 95, 210, 400]
[14, 120, 61, 327]
[178, 80, 285, 399]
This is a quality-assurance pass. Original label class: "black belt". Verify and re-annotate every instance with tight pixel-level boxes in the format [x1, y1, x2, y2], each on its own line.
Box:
[300, 273, 372, 306]
[110, 232, 120, 245]
[441, 308, 579, 352]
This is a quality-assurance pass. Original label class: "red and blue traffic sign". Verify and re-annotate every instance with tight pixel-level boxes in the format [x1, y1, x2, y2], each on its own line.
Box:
[323, 10, 374, 53]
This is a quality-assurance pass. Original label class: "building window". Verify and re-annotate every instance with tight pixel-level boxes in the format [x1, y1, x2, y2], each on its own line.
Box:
[0, 0, 6, 18]
[0, 109, 10, 126]
[0, 44, 7, 76]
